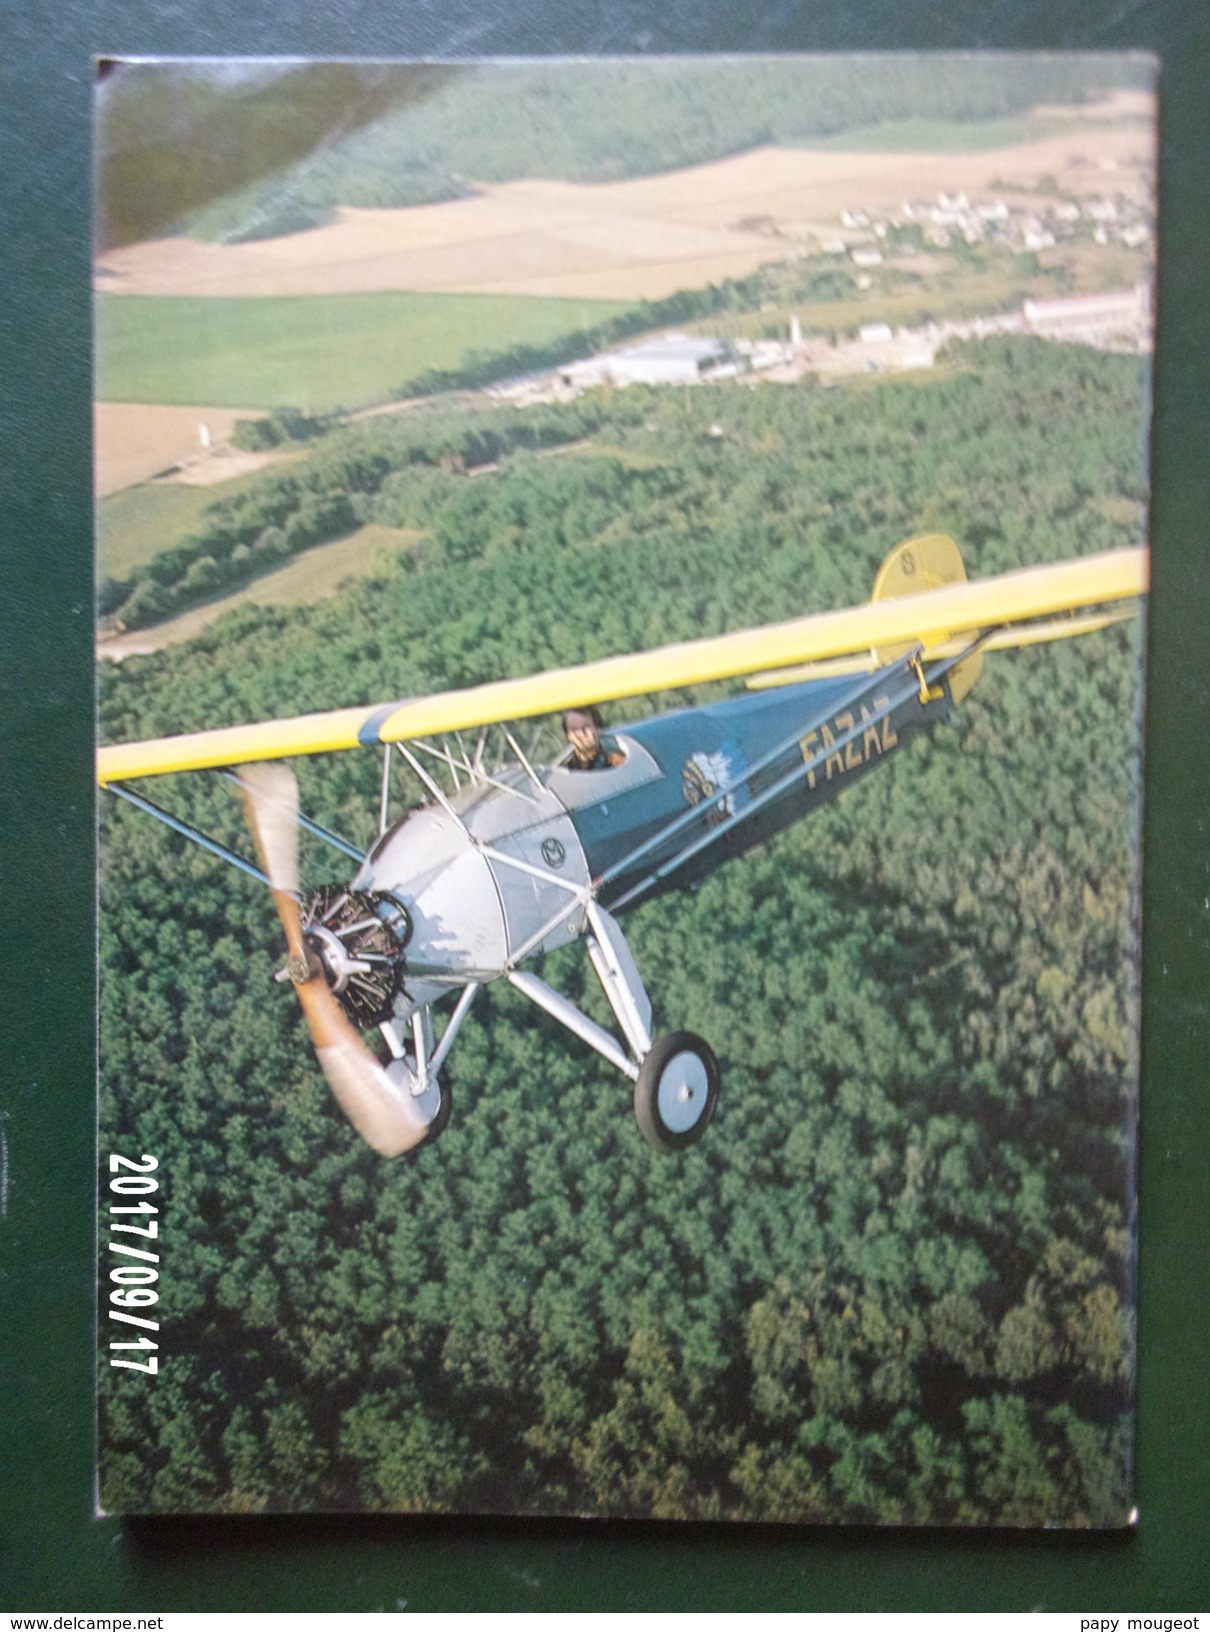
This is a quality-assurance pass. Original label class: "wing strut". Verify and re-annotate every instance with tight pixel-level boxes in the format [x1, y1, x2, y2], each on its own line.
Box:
[108, 782, 269, 887]
[222, 772, 362, 862]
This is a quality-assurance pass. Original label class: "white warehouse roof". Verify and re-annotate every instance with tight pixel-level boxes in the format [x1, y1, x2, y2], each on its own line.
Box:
[562, 333, 729, 388]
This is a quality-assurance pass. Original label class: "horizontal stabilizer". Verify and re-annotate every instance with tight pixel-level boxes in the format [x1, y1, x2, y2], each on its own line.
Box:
[745, 608, 1138, 690]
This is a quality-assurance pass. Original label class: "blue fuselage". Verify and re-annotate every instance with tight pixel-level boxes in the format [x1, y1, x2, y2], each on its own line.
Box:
[553, 661, 952, 913]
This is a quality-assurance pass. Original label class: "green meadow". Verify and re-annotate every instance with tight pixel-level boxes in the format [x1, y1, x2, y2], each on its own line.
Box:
[97, 473, 281, 578]
[100, 523, 423, 657]
[95, 290, 632, 411]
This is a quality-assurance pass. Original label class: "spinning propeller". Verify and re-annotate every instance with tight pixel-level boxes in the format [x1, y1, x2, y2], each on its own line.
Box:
[238, 763, 431, 1156]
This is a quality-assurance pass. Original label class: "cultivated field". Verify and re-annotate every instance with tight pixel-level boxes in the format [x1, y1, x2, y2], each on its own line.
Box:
[95, 403, 269, 497]
[96, 98, 1154, 304]
[93, 95, 1154, 500]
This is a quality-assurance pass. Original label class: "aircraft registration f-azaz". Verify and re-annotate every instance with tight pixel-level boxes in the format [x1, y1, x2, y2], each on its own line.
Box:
[97, 536, 1146, 1158]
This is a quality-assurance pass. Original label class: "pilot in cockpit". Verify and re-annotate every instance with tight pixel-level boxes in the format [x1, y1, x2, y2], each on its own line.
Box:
[563, 707, 625, 772]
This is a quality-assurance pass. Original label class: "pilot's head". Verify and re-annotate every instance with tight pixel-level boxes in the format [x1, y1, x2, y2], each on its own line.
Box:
[563, 708, 602, 767]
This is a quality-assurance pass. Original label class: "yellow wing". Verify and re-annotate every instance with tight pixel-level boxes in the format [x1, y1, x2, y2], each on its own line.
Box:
[96, 545, 1146, 786]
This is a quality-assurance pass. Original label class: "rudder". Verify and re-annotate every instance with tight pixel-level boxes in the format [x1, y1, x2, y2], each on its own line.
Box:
[871, 533, 983, 703]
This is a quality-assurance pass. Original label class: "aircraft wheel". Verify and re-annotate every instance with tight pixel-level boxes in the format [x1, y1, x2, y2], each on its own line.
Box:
[633, 1032, 719, 1154]
[386, 1060, 452, 1147]
[421, 1081, 452, 1145]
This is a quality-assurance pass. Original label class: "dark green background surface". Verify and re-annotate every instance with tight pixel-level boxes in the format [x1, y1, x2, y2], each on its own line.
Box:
[2, 1, 1207, 1612]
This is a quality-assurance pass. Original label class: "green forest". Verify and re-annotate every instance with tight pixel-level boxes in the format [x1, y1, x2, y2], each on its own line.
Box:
[98, 337, 1147, 1524]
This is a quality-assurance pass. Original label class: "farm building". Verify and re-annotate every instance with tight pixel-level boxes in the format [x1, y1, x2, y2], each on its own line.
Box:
[560, 333, 732, 390]
[1023, 286, 1151, 351]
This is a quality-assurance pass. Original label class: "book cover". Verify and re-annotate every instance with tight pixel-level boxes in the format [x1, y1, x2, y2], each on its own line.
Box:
[95, 54, 1154, 1524]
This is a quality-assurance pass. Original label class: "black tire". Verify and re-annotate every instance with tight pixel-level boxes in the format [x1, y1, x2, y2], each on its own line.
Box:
[633, 1031, 720, 1154]
[420, 1080, 452, 1145]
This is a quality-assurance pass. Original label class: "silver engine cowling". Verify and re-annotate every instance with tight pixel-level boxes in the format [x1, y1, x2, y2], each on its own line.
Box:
[351, 776, 591, 1000]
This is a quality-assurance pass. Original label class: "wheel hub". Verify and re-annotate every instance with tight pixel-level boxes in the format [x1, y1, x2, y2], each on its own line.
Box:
[657, 1050, 710, 1134]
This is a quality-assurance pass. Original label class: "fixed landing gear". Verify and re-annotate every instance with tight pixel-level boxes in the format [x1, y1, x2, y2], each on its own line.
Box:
[420, 1080, 452, 1144]
[383, 1057, 450, 1147]
[508, 904, 721, 1154]
[379, 984, 481, 1150]
[633, 1031, 720, 1154]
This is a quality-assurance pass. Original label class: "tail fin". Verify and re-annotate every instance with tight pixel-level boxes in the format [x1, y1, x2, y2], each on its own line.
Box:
[871, 533, 983, 703]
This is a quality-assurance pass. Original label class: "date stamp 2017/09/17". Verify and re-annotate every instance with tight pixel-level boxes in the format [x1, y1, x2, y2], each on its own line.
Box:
[105, 1153, 161, 1376]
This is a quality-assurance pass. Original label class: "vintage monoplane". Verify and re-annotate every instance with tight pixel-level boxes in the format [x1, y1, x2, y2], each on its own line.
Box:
[97, 535, 1146, 1157]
